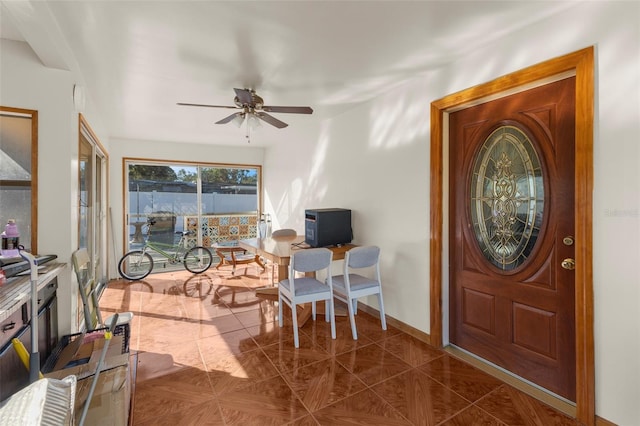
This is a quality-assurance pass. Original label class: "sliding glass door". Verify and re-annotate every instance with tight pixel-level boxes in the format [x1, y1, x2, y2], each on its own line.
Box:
[124, 160, 261, 273]
[78, 115, 108, 288]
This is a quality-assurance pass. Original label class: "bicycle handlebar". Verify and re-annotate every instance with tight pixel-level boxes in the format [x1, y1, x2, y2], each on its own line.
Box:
[143, 219, 193, 237]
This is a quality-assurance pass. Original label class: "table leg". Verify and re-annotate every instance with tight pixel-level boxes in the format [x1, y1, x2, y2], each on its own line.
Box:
[253, 255, 266, 270]
[295, 301, 347, 328]
[297, 305, 312, 327]
[255, 286, 279, 296]
[277, 264, 287, 282]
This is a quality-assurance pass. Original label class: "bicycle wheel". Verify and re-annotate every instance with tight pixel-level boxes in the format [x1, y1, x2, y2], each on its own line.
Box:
[118, 250, 154, 280]
[183, 246, 213, 274]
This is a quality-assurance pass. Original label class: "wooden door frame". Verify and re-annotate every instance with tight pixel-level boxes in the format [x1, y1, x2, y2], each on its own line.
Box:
[429, 47, 594, 424]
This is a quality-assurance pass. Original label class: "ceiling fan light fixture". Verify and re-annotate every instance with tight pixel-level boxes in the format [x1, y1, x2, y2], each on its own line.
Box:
[247, 113, 261, 130]
[232, 113, 245, 128]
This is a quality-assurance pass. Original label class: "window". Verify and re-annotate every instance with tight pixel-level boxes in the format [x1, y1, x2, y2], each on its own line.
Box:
[124, 160, 261, 271]
[0, 107, 37, 254]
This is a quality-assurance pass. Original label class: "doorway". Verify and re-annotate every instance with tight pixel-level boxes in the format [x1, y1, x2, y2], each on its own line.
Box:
[449, 77, 576, 400]
[429, 47, 594, 424]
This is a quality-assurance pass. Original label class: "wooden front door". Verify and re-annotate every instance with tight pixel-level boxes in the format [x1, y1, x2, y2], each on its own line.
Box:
[449, 76, 576, 401]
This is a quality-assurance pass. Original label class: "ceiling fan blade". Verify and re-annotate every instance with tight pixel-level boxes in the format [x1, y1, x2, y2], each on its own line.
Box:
[262, 105, 313, 114]
[255, 112, 288, 128]
[177, 102, 238, 109]
[215, 112, 243, 124]
[233, 88, 253, 105]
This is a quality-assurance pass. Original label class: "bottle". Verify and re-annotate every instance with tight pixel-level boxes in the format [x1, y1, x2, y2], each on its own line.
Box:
[258, 214, 267, 239]
[265, 213, 272, 238]
[1, 219, 20, 257]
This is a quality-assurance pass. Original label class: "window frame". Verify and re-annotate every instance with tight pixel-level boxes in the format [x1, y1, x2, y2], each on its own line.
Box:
[122, 158, 263, 255]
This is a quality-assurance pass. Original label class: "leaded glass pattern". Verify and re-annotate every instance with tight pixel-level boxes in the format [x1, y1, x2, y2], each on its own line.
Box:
[470, 125, 544, 271]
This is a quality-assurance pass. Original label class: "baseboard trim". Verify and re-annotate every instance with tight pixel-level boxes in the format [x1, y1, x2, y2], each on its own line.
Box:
[356, 302, 431, 344]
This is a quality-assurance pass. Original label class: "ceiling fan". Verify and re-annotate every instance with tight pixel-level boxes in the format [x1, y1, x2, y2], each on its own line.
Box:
[177, 88, 313, 129]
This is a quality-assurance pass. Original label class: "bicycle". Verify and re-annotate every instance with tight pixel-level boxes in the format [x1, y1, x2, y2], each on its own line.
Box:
[118, 218, 213, 280]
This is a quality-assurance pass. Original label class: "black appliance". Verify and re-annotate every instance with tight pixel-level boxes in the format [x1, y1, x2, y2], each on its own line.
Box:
[304, 208, 352, 248]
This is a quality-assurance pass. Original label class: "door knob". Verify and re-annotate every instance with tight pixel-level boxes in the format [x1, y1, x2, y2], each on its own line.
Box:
[561, 258, 575, 270]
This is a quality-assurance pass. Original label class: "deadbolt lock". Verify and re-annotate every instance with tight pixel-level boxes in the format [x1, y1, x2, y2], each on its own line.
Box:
[561, 258, 576, 270]
[563, 236, 574, 246]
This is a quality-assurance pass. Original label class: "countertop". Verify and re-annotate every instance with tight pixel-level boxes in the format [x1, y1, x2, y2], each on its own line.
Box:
[0, 262, 66, 322]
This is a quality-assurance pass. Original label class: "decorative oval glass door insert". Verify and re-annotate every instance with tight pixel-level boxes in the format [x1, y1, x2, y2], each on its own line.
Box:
[470, 125, 544, 271]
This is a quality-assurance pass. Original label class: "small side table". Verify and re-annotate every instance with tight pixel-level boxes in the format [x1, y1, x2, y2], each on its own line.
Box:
[130, 222, 146, 243]
[213, 242, 265, 275]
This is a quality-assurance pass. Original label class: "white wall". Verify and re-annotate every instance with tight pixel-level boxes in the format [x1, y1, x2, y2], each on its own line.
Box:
[0, 39, 108, 333]
[264, 88, 432, 330]
[107, 138, 264, 275]
[264, 2, 639, 424]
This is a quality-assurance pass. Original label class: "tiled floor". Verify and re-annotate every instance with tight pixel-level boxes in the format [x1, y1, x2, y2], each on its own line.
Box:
[100, 265, 580, 425]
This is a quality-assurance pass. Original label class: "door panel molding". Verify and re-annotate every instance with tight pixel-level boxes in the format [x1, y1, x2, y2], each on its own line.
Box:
[430, 47, 594, 424]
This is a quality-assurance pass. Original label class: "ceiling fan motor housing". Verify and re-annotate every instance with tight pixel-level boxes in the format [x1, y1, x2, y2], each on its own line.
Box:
[233, 90, 264, 110]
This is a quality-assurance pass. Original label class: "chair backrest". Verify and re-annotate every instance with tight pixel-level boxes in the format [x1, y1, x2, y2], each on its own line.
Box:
[346, 246, 380, 269]
[72, 248, 102, 329]
[290, 247, 333, 275]
[271, 228, 297, 238]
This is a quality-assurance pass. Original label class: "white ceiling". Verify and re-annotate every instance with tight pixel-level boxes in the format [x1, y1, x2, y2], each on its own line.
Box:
[1, 1, 579, 148]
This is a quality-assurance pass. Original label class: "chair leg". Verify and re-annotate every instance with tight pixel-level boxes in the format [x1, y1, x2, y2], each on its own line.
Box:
[292, 303, 300, 348]
[378, 292, 387, 330]
[352, 299, 358, 315]
[324, 299, 330, 322]
[278, 294, 284, 328]
[311, 301, 316, 320]
[328, 297, 336, 339]
[346, 297, 358, 340]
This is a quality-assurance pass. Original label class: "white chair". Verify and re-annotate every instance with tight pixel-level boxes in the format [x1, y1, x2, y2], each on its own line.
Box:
[268, 228, 297, 282]
[331, 246, 386, 340]
[278, 247, 336, 348]
[271, 228, 297, 238]
[72, 248, 133, 330]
